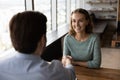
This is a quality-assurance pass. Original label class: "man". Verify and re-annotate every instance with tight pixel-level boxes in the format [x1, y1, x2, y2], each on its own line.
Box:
[0, 11, 76, 80]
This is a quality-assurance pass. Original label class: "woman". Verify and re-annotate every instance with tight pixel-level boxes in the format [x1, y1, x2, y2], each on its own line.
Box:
[62, 8, 101, 68]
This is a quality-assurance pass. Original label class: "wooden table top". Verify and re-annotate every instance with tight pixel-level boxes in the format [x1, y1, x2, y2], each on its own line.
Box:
[75, 66, 120, 80]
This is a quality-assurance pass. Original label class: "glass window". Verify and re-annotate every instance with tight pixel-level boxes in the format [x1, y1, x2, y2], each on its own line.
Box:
[71, 0, 76, 12]
[57, 0, 67, 27]
[0, 0, 25, 53]
[34, 0, 51, 31]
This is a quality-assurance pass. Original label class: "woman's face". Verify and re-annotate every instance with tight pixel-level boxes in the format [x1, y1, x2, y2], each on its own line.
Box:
[71, 12, 89, 33]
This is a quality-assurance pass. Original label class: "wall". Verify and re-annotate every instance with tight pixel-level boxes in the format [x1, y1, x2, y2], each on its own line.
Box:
[118, 0, 120, 21]
[117, 0, 120, 37]
[84, 0, 118, 20]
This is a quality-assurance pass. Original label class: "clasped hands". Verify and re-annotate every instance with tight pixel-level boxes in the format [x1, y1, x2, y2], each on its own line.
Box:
[62, 55, 73, 66]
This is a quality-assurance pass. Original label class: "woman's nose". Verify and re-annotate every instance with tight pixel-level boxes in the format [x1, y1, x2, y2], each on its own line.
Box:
[76, 21, 79, 26]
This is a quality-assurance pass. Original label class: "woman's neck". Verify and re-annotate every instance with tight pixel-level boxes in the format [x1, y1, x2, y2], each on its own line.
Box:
[75, 32, 89, 42]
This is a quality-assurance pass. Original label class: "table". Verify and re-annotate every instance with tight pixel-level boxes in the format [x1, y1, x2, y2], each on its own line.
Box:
[75, 66, 120, 80]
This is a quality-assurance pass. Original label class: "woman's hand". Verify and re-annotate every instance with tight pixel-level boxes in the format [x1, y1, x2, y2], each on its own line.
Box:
[62, 56, 72, 66]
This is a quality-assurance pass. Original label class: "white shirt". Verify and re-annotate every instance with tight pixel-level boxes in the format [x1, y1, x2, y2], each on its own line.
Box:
[0, 50, 76, 80]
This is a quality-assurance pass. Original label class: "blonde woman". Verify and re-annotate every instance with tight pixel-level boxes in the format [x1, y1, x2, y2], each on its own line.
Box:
[62, 8, 101, 68]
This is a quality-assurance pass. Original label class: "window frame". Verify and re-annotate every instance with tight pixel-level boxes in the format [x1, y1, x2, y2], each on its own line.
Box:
[0, 0, 80, 53]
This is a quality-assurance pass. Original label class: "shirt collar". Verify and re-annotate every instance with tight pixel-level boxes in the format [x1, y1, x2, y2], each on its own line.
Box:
[14, 51, 41, 60]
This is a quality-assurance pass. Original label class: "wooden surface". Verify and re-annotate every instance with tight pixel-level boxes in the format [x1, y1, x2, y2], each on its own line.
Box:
[101, 48, 120, 69]
[75, 66, 120, 80]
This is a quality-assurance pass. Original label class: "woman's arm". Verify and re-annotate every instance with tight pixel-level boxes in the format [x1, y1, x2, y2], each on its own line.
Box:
[72, 61, 88, 67]
[63, 56, 88, 68]
[87, 35, 101, 68]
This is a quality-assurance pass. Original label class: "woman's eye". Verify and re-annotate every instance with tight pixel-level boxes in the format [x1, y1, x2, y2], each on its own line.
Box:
[79, 20, 83, 22]
[72, 19, 83, 23]
[72, 20, 76, 22]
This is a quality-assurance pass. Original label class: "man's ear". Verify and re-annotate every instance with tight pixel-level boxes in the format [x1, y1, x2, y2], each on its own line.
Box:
[40, 35, 46, 47]
[34, 35, 46, 55]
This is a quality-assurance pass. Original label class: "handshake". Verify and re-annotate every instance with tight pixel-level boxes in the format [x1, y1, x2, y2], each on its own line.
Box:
[62, 56, 73, 66]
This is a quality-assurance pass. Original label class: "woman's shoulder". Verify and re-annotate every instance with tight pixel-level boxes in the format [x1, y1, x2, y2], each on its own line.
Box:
[65, 33, 72, 37]
[64, 33, 73, 39]
[90, 33, 99, 38]
[89, 33, 100, 41]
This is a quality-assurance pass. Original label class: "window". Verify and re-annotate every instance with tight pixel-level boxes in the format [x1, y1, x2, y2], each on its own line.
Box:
[0, 0, 25, 53]
[71, 0, 76, 12]
[57, 0, 67, 27]
[34, 0, 51, 31]
[0, 0, 79, 53]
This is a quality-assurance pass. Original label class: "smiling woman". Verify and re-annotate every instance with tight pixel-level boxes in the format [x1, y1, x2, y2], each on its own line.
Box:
[62, 8, 101, 69]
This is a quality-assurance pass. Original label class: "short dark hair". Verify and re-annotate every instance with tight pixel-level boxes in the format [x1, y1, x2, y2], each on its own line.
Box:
[69, 8, 93, 36]
[9, 11, 47, 54]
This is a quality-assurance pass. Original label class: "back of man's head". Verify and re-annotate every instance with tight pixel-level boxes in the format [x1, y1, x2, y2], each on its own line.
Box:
[9, 11, 47, 54]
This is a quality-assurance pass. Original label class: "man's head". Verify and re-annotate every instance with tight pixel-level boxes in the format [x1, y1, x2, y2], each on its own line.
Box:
[9, 11, 47, 54]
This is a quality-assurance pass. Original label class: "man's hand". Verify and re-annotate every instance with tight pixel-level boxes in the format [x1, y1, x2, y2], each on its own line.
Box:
[62, 56, 72, 66]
